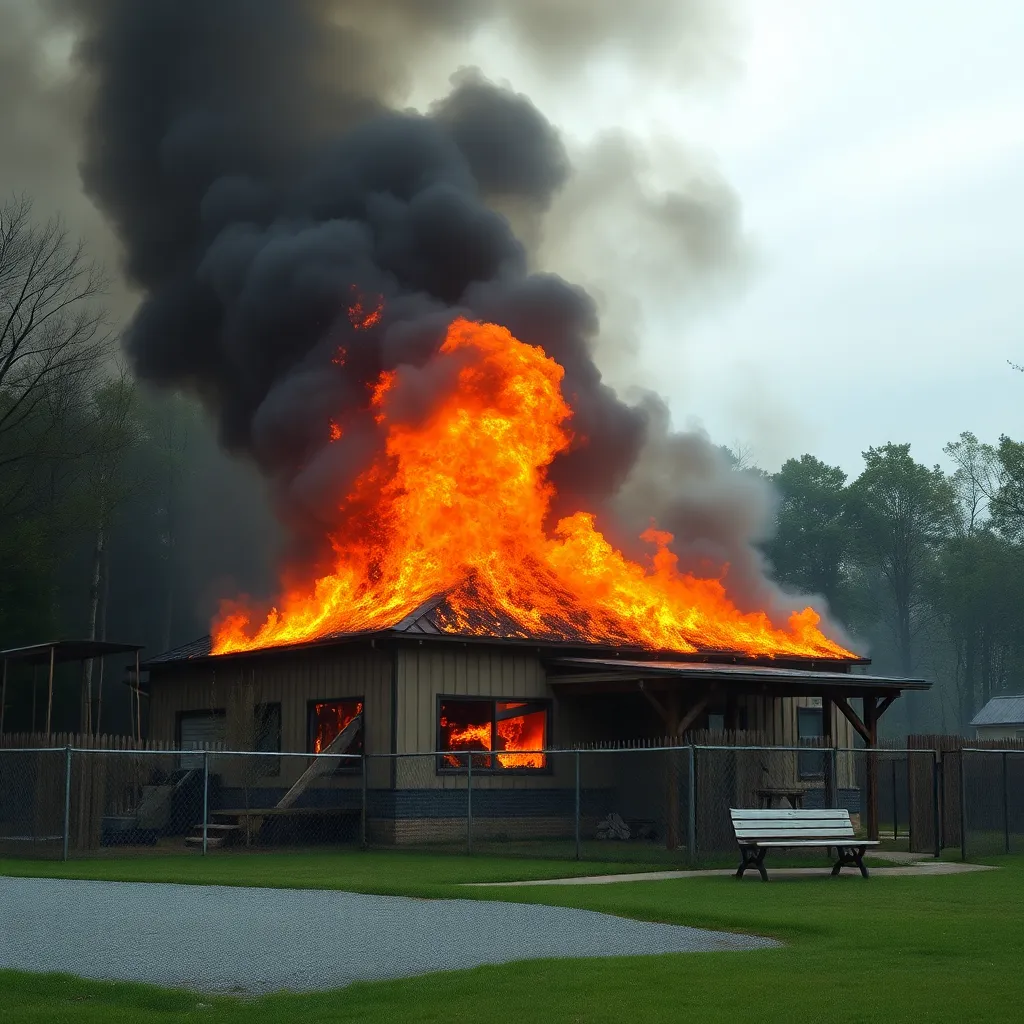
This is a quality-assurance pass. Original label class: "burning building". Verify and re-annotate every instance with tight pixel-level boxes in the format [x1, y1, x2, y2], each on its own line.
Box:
[145, 599, 927, 845]
[143, 333, 929, 845]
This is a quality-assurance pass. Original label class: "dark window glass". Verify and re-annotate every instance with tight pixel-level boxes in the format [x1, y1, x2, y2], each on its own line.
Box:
[254, 703, 281, 776]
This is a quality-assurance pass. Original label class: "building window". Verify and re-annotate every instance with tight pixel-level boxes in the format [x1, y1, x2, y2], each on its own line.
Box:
[797, 706, 824, 779]
[176, 710, 226, 770]
[307, 699, 364, 771]
[437, 697, 550, 772]
[253, 703, 282, 777]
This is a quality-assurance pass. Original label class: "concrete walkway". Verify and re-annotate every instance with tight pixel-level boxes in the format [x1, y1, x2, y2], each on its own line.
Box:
[469, 861, 995, 887]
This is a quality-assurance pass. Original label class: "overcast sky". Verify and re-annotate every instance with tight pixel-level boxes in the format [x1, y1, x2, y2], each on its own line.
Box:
[5, 0, 1021, 480]
[447, 0, 1024, 476]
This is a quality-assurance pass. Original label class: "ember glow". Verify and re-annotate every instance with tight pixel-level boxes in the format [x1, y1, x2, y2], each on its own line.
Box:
[213, 316, 853, 660]
[347, 288, 383, 331]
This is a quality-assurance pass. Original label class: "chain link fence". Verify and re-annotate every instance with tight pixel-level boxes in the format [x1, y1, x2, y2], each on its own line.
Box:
[2, 743, 1020, 863]
[961, 749, 1024, 858]
[0, 748, 66, 858]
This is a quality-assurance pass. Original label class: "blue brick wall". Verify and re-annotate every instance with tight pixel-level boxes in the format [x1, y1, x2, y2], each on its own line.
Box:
[368, 788, 612, 820]
[802, 788, 862, 813]
[214, 786, 361, 811]
[212, 784, 612, 819]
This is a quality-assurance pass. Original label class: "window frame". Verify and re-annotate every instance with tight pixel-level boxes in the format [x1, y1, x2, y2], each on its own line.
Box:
[306, 696, 365, 775]
[435, 694, 553, 775]
[175, 709, 226, 770]
[797, 706, 825, 780]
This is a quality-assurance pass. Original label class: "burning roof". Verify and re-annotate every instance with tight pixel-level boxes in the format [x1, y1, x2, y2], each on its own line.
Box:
[209, 319, 855, 663]
[148, 576, 865, 668]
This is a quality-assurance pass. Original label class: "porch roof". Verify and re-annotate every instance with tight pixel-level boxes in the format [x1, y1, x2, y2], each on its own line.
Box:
[546, 657, 930, 697]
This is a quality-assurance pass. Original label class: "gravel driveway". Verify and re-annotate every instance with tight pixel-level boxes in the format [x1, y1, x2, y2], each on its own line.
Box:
[0, 876, 779, 993]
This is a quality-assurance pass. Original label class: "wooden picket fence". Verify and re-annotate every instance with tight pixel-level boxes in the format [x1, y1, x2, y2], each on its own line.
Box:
[0, 732, 186, 854]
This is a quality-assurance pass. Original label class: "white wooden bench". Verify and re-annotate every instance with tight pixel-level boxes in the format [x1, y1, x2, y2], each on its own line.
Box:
[730, 808, 879, 881]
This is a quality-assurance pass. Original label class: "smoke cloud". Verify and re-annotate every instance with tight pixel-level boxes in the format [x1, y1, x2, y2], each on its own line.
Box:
[1, 0, 844, 638]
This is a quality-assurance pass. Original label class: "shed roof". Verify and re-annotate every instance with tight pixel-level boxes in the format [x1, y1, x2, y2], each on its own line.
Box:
[970, 695, 1024, 727]
[1, 640, 143, 666]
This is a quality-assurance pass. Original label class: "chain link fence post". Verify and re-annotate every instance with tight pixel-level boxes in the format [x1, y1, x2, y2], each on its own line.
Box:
[959, 751, 967, 861]
[687, 745, 696, 863]
[202, 749, 209, 856]
[361, 752, 369, 849]
[62, 746, 72, 862]
[574, 749, 581, 861]
[1003, 751, 1011, 855]
[466, 751, 473, 855]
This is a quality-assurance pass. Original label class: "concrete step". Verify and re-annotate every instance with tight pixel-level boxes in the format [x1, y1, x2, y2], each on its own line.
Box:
[184, 834, 227, 849]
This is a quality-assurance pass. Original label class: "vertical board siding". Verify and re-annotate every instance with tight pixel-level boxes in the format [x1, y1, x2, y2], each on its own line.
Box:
[395, 645, 558, 790]
[147, 645, 392, 789]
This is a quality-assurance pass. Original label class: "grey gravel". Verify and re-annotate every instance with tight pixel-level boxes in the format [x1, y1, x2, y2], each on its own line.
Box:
[0, 876, 779, 993]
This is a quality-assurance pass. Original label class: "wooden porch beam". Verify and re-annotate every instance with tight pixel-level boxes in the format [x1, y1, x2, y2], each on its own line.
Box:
[637, 681, 670, 724]
[675, 685, 717, 737]
[875, 694, 898, 720]
[833, 695, 871, 744]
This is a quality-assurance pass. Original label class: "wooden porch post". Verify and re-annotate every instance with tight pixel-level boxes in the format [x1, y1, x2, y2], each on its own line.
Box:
[864, 696, 879, 840]
[135, 651, 142, 742]
[821, 694, 836, 807]
[45, 645, 55, 737]
[0, 658, 7, 735]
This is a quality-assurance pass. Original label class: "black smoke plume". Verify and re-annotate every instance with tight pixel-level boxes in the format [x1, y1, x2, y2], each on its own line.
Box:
[63, 0, 646, 571]
[37, 0, 846, 638]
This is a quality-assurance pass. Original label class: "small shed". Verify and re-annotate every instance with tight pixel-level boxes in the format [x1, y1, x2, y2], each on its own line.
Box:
[970, 695, 1024, 741]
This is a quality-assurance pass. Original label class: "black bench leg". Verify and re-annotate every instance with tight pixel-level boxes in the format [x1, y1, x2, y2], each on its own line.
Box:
[855, 847, 869, 879]
[832, 846, 871, 878]
[755, 849, 769, 882]
[737, 846, 769, 880]
[736, 846, 752, 878]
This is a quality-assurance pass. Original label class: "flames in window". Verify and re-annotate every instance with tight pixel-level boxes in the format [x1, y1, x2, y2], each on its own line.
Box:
[439, 699, 547, 769]
[311, 699, 363, 754]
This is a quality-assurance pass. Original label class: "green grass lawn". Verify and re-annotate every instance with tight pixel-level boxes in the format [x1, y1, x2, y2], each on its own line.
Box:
[3, 852, 1022, 1023]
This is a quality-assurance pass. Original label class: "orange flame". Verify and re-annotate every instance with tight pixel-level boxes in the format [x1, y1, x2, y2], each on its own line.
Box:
[213, 316, 853, 660]
[311, 700, 363, 755]
[329, 420, 343, 442]
[440, 706, 547, 769]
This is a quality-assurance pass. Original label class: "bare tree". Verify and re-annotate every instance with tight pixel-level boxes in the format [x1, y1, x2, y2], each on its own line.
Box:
[942, 431, 1000, 538]
[0, 195, 110, 520]
[81, 366, 140, 732]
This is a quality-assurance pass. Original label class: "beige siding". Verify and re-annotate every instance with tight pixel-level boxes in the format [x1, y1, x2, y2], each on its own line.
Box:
[147, 645, 393, 789]
[394, 646, 569, 790]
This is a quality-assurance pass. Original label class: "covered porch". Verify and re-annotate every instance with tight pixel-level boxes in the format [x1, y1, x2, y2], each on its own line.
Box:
[546, 657, 931, 841]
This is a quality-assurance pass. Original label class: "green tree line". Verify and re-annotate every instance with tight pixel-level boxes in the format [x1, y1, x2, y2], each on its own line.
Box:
[763, 437, 1024, 735]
